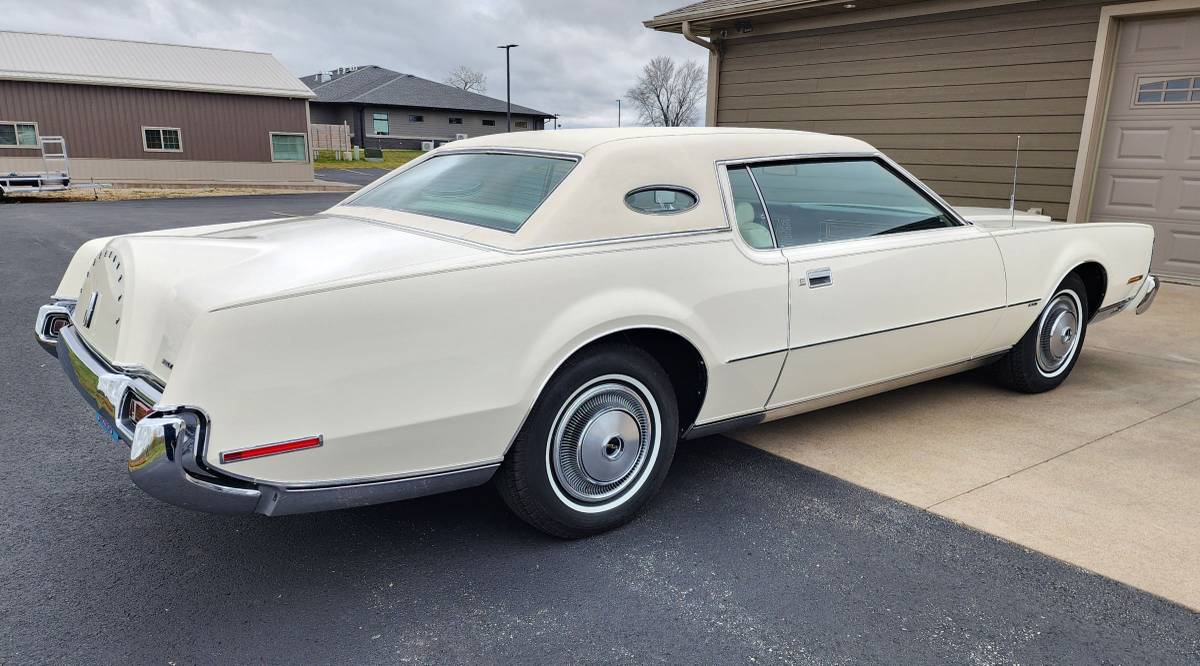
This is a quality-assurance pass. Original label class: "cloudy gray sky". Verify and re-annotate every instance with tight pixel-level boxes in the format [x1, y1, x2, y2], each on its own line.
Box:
[0, 0, 704, 128]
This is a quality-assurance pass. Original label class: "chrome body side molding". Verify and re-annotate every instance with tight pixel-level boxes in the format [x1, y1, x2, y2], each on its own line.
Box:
[684, 353, 1005, 440]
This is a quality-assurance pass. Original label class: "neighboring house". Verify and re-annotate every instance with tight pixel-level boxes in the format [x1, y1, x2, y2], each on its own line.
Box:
[0, 31, 315, 185]
[647, 0, 1200, 282]
[301, 66, 552, 150]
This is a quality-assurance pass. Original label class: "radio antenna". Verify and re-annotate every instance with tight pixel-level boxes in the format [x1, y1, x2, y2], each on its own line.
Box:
[1009, 134, 1021, 228]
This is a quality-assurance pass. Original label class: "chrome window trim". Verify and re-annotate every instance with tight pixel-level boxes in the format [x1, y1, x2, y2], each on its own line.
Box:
[743, 165, 781, 249]
[714, 151, 972, 252]
[622, 184, 700, 216]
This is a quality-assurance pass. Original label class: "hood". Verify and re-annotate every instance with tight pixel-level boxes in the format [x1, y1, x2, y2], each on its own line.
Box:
[955, 206, 1058, 229]
[71, 214, 495, 381]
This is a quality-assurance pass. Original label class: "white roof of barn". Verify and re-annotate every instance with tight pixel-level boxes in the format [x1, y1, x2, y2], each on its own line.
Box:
[0, 31, 313, 98]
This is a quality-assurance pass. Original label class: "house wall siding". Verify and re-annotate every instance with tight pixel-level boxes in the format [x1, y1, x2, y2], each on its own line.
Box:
[308, 102, 544, 149]
[0, 80, 310, 163]
[715, 0, 1111, 219]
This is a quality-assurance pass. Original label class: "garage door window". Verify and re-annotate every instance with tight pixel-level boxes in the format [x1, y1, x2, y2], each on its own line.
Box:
[1135, 76, 1200, 104]
[270, 133, 307, 162]
[732, 158, 958, 248]
[0, 121, 38, 147]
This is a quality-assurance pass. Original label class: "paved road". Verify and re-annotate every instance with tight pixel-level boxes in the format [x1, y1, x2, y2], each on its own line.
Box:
[314, 167, 391, 187]
[3, 195, 1198, 664]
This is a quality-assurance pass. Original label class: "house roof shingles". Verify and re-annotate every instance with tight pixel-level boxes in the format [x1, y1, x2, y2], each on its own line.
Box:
[302, 66, 551, 117]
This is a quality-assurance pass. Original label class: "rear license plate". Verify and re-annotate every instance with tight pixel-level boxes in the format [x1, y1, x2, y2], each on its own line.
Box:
[95, 411, 121, 443]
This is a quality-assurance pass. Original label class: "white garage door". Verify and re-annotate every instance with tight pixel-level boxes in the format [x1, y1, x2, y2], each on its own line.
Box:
[1091, 12, 1200, 281]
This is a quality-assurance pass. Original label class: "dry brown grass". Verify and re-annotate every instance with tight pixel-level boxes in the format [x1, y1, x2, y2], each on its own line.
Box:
[3, 187, 339, 203]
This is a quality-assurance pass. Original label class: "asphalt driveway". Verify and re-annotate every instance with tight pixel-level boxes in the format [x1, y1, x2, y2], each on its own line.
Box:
[2, 195, 1198, 664]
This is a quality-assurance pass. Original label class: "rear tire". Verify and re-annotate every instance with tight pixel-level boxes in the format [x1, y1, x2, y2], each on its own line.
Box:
[496, 343, 678, 538]
[996, 273, 1089, 394]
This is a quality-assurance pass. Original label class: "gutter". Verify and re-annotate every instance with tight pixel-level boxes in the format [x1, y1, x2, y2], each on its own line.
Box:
[681, 21, 722, 127]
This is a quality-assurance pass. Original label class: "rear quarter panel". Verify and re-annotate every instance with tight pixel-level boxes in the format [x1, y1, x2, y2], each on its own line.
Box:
[162, 234, 788, 486]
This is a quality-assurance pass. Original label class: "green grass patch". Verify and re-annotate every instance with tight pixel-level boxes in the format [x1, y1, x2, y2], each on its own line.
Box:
[313, 149, 423, 170]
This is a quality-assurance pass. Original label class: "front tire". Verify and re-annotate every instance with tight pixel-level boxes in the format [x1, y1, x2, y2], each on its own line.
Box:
[496, 343, 678, 538]
[996, 273, 1089, 393]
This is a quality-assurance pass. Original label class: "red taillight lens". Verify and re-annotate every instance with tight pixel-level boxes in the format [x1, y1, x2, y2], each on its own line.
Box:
[220, 436, 323, 464]
[48, 316, 69, 335]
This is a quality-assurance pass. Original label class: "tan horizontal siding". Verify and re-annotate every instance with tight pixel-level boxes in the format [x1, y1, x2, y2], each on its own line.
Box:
[723, 22, 1098, 72]
[721, 116, 1086, 134]
[717, 79, 1091, 110]
[722, 42, 1097, 85]
[723, 61, 1096, 97]
[735, 98, 1086, 122]
[852, 133, 1081, 151]
[727, 2, 1104, 57]
[716, 0, 1107, 219]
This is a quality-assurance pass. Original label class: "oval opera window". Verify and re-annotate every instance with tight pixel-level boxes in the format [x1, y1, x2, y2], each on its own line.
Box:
[624, 186, 698, 215]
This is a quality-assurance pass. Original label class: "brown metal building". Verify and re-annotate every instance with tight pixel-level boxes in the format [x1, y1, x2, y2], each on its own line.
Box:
[0, 31, 315, 186]
[647, 0, 1200, 281]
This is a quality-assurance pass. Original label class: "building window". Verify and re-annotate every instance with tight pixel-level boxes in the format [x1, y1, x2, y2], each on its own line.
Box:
[482, 119, 496, 127]
[0, 121, 38, 147]
[408, 114, 424, 123]
[449, 117, 464, 125]
[270, 133, 307, 162]
[373, 113, 390, 135]
[1135, 76, 1200, 104]
[515, 120, 529, 129]
[143, 127, 182, 152]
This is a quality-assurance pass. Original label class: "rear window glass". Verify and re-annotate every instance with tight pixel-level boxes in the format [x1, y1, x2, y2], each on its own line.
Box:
[348, 152, 576, 232]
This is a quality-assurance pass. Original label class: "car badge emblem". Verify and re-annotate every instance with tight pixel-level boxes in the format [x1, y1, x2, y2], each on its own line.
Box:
[83, 291, 100, 328]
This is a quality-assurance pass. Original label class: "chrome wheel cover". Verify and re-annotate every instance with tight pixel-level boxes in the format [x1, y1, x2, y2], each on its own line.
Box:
[1036, 290, 1082, 376]
[549, 376, 658, 506]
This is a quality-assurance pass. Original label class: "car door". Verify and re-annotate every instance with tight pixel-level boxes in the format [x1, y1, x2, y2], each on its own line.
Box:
[726, 157, 1007, 411]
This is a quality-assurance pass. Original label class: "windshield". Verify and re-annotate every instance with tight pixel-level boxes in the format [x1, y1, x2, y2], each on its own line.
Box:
[346, 152, 576, 233]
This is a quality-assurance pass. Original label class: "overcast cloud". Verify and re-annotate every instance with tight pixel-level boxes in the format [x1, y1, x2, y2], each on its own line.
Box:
[0, 0, 704, 128]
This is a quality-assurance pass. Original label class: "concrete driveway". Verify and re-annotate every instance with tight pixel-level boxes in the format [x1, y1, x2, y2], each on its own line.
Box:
[736, 283, 1200, 610]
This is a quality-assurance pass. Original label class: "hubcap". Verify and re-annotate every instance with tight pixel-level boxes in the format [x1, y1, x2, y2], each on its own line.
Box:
[551, 379, 655, 503]
[1036, 292, 1082, 375]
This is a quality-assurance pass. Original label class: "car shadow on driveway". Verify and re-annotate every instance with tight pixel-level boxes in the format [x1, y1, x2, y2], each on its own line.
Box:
[6, 432, 1199, 664]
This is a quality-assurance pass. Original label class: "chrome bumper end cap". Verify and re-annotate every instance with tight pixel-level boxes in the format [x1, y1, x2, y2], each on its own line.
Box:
[129, 414, 262, 514]
[1135, 275, 1159, 315]
[35, 301, 75, 357]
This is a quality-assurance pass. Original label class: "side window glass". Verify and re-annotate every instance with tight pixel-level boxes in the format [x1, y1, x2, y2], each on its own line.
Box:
[727, 166, 775, 249]
[624, 187, 698, 214]
[748, 159, 955, 248]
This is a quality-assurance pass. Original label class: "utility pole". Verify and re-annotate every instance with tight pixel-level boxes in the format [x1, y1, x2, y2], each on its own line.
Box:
[497, 44, 518, 131]
[616, 99, 622, 127]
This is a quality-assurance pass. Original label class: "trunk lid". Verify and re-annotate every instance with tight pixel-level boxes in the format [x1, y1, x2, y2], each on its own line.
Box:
[71, 214, 494, 381]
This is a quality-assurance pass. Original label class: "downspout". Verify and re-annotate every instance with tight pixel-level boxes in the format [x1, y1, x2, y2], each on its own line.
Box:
[682, 20, 722, 127]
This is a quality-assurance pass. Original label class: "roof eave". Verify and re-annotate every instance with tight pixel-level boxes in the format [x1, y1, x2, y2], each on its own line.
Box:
[0, 71, 316, 98]
[644, 0, 830, 32]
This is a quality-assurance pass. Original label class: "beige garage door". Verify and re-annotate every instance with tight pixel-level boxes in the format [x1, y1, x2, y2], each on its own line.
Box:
[1091, 12, 1200, 281]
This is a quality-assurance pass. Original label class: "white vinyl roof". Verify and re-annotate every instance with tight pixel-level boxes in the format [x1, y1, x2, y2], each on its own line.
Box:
[0, 31, 314, 98]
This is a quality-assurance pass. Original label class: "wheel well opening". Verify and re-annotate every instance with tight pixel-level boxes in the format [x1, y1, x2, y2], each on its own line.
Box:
[1071, 262, 1107, 320]
[576, 329, 707, 435]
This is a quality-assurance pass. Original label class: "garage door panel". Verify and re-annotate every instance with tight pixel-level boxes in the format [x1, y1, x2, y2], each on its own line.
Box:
[1092, 12, 1200, 280]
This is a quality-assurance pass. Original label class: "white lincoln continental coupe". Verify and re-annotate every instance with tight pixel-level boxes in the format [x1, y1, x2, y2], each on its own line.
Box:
[36, 128, 1159, 537]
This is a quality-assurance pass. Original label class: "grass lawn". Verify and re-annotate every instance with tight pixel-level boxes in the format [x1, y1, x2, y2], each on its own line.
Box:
[313, 149, 423, 170]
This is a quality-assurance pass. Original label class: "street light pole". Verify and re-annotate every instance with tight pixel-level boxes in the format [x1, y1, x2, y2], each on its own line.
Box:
[497, 44, 518, 132]
[616, 99, 621, 127]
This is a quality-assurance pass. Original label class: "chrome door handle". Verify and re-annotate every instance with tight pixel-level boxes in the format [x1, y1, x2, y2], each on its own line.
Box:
[806, 267, 833, 288]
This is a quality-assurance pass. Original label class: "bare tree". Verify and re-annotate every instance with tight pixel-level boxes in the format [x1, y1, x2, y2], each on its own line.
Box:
[445, 66, 488, 94]
[625, 56, 706, 127]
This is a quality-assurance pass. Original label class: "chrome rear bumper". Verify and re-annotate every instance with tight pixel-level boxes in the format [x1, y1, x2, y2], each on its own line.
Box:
[1136, 275, 1159, 315]
[52, 320, 497, 516]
